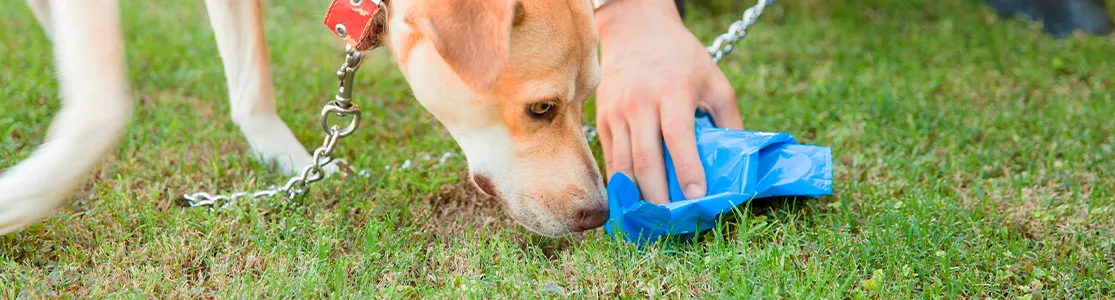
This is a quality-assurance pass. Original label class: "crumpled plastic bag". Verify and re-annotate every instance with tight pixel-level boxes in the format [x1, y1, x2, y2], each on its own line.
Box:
[604, 111, 833, 245]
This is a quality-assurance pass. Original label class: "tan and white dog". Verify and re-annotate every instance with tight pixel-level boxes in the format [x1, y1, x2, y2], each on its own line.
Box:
[0, 0, 607, 237]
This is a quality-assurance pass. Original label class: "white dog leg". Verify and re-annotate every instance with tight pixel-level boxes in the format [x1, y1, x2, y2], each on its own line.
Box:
[0, 0, 133, 235]
[26, 0, 53, 40]
[203, 0, 333, 175]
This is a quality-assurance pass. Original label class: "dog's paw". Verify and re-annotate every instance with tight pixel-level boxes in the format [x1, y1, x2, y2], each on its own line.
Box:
[266, 152, 315, 175]
[258, 150, 370, 182]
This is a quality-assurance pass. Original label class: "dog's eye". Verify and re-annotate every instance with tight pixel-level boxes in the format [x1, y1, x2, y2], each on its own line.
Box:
[527, 102, 554, 117]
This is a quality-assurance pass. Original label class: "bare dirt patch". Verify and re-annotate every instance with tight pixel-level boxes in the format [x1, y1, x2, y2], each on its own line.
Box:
[954, 168, 1105, 242]
[419, 176, 515, 236]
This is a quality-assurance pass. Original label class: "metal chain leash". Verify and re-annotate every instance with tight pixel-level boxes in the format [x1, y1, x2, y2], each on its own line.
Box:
[176, 0, 772, 210]
[707, 0, 775, 64]
[177, 45, 366, 210]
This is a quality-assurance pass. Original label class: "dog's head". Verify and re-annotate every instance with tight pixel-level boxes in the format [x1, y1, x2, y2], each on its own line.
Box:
[387, 0, 605, 236]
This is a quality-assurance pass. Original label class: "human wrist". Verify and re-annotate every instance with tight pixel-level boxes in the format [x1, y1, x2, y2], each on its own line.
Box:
[595, 0, 683, 41]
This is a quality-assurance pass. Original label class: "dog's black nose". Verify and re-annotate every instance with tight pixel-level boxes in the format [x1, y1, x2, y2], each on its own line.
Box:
[575, 207, 609, 231]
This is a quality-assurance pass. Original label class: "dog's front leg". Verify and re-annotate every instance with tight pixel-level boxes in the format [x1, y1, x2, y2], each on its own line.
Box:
[1, 0, 133, 235]
[203, 0, 336, 175]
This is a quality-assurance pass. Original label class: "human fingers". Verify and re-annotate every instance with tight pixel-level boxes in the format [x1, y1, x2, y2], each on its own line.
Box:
[660, 91, 707, 200]
[702, 67, 744, 130]
[603, 113, 635, 188]
[627, 105, 670, 204]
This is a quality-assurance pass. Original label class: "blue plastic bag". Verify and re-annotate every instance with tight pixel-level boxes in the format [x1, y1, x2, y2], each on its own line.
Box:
[604, 111, 833, 245]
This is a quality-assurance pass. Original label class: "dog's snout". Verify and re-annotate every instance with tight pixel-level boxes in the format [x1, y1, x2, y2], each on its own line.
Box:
[574, 207, 609, 231]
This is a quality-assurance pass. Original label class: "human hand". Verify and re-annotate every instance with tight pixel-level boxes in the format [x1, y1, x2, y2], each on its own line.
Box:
[594, 0, 743, 204]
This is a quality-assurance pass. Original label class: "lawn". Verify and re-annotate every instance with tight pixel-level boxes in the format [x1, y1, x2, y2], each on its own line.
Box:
[2, 0, 1114, 297]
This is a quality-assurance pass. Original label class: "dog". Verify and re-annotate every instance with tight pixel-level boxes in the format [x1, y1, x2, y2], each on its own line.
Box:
[1, 0, 607, 237]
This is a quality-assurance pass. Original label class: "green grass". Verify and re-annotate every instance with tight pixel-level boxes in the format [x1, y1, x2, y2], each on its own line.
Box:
[3, 0, 1114, 297]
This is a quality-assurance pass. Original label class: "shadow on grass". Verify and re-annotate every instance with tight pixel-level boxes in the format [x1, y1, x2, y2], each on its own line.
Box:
[637, 196, 820, 252]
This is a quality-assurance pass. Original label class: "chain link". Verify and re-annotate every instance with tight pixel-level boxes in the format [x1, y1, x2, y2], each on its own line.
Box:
[177, 45, 366, 210]
[706, 0, 775, 64]
[177, 0, 771, 210]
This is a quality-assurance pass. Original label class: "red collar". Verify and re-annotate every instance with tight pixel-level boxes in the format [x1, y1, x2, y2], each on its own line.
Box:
[324, 0, 389, 51]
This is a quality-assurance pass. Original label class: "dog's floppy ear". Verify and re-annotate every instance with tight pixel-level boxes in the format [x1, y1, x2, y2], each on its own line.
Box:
[411, 0, 520, 92]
